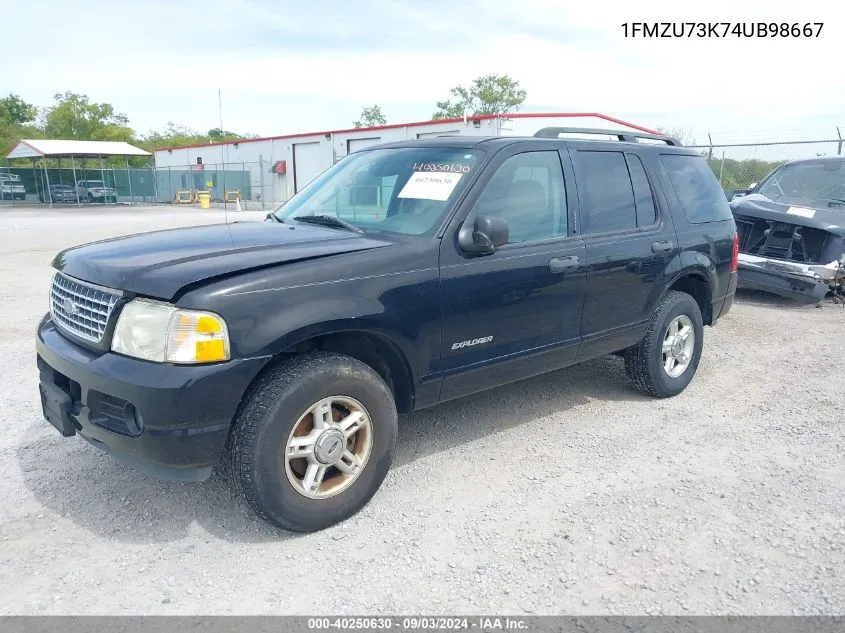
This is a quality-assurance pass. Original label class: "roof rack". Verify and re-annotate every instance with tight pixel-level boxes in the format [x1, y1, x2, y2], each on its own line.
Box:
[533, 127, 680, 146]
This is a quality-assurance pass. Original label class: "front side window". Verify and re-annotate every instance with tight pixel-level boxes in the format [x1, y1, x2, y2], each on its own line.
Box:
[472, 151, 567, 244]
[574, 150, 637, 234]
[277, 147, 481, 236]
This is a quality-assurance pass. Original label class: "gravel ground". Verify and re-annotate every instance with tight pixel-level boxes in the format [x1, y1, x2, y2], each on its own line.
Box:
[1, 206, 843, 615]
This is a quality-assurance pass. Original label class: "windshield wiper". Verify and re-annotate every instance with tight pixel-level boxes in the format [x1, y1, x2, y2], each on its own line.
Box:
[293, 215, 362, 233]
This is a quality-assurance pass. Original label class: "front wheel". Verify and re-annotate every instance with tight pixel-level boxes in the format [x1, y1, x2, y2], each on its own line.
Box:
[229, 352, 398, 532]
[624, 290, 704, 398]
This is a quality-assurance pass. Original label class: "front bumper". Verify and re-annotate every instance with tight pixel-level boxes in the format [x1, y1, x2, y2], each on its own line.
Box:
[736, 253, 841, 304]
[36, 316, 270, 481]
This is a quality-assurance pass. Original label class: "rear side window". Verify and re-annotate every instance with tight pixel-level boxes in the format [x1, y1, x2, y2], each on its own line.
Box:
[660, 154, 733, 223]
[574, 151, 636, 234]
[625, 154, 657, 227]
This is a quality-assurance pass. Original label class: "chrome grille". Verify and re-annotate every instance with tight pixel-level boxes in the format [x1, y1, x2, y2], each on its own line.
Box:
[50, 272, 121, 343]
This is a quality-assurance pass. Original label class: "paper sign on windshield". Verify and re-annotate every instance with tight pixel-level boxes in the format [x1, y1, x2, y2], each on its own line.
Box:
[787, 206, 816, 218]
[397, 172, 463, 201]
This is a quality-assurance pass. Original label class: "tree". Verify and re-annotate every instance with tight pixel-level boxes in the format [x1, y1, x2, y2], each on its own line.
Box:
[208, 127, 243, 142]
[432, 74, 527, 120]
[0, 94, 37, 126]
[42, 92, 133, 142]
[353, 105, 387, 128]
[656, 126, 697, 147]
[0, 94, 41, 154]
[703, 157, 782, 190]
[138, 122, 255, 151]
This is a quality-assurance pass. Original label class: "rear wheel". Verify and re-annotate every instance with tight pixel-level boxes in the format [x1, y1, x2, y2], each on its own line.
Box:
[229, 352, 397, 532]
[624, 291, 703, 398]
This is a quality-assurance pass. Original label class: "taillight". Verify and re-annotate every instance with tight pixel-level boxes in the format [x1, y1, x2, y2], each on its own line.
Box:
[730, 234, 739, 272]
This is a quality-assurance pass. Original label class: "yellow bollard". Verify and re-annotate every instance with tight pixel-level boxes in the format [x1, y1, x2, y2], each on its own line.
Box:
[197, 191, 211, 209]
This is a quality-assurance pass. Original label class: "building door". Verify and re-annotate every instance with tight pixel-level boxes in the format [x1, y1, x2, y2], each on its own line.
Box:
[416, 130, 460, 138]
[346, 138, 382, 154]
[292, 142, 323, 193]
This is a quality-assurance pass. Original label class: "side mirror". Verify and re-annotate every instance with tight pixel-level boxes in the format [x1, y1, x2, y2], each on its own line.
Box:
[458, 214, 509, 254]
[747, 182, 758, 192]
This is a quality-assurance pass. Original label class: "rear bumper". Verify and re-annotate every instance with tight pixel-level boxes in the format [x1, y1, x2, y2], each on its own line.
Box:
[736, 253, 838, 304]
[715, 271, 738, 319]
[36, 315, 270, 481]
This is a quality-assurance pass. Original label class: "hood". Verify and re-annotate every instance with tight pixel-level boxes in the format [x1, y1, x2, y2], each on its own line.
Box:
[730, 194, 845, 235]
[53, 220, 393, 300]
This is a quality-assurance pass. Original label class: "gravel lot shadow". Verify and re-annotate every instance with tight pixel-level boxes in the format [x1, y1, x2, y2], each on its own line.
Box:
[733, 287, 835, 310]
[18, 355, 642, 544]
[394, 354, 646, 468]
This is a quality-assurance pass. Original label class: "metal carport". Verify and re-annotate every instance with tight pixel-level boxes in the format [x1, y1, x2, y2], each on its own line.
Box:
[4, 139, 151, 206]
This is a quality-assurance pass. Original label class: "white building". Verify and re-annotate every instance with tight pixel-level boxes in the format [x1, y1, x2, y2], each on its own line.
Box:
[152, 112, 657, 205]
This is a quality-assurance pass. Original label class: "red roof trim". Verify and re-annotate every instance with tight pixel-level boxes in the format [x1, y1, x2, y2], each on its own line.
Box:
[153, 112, 659, 152]
[503, 112, 660, 135]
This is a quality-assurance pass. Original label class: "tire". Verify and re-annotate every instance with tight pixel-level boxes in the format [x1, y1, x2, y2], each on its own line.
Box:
[229, 351, 398, 532]
[624, 290, 704, 398]
[87, 193, 94, 203]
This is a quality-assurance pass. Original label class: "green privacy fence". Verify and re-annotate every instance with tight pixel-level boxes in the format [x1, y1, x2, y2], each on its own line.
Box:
[0, 166, 254, 203]
[1, 167, 157, 201]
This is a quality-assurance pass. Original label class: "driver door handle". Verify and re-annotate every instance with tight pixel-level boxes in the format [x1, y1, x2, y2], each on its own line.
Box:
[549, 256, 580, 273]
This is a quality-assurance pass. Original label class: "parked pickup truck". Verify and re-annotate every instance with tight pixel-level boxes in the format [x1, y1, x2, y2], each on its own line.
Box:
[0, 173, 26, 200]
[36, 128, 738, 532]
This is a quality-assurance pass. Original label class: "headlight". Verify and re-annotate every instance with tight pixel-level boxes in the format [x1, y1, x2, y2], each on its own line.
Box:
[111, 298, 230, 363]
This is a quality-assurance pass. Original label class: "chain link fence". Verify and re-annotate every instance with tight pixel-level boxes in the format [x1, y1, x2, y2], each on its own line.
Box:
[1, 164, 158, 204]
[1, 160, 273, 210]
[689, 135, 844, 199]
[152, 161, 272, 210]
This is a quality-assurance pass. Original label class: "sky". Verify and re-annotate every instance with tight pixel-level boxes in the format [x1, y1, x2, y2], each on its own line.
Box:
[2, 0, 843, 146]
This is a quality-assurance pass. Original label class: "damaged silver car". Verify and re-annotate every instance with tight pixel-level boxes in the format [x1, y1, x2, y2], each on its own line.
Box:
[729, 156, 845, 303]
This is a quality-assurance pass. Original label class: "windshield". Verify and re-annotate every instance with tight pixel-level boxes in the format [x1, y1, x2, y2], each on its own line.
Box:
[757, 161, 845, 204]
[275, 147, 481, 236]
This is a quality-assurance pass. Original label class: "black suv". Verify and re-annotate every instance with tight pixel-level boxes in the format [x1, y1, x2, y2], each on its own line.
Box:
[36, 128, 738, 532]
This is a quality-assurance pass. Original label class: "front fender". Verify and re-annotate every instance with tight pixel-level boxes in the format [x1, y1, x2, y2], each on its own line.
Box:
[181, 260, 443, 387]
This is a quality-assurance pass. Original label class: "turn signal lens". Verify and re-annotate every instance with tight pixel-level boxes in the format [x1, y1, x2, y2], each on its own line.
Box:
[165, 311, 229, 363]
